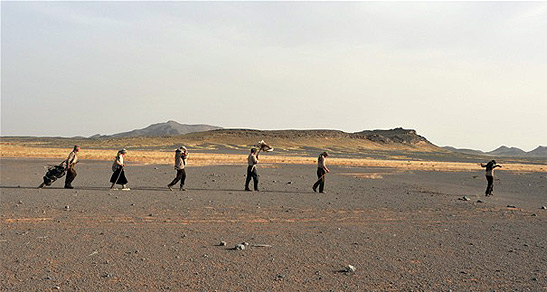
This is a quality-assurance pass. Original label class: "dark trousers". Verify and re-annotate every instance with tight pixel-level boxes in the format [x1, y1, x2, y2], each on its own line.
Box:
[245, 165, 259, 190]
[485, 175, 494, 195]
[168, 169, 186, 188]
[313, 167, 326, 193]
[65, 167, 77, 187]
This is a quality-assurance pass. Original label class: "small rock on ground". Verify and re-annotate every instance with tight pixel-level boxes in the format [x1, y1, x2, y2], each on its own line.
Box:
[345, 265, 356, 273]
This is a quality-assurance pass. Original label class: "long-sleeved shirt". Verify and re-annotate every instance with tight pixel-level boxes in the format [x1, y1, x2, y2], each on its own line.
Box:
[65, 151, 78, 168]
[174, 150, 188, 170]
[112, 155, 124, 172]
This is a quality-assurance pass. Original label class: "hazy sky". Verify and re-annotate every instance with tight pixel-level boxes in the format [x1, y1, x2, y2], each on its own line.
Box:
[1, 1, 546, 151]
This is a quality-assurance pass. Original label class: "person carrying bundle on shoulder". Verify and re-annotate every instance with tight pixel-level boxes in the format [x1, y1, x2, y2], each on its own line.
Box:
[480, 159, 502, 196]
[245, 147, 260, 192]
[167, 146, 188, 191]
[313, 152, 330, 193]
[110, 149, 129, 190]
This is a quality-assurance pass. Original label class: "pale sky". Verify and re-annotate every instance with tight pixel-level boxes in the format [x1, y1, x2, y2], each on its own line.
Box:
[1, 1, 546, 151]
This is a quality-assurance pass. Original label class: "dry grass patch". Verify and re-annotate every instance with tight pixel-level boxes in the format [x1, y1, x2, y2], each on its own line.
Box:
[1, 144, 546, 172]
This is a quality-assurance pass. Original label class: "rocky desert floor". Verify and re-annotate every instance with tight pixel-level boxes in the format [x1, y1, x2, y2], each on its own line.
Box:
[1, 158, 546, 291]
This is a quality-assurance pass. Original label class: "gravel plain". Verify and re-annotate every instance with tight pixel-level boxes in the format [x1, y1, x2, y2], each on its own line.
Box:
[1, 158, 546, 291]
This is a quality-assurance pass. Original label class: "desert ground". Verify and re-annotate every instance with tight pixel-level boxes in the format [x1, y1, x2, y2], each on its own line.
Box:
[1, 157, 546, 291]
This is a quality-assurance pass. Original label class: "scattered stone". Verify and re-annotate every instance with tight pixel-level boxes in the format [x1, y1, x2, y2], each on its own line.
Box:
[101, 273, 112, 278]
[252, 244, 272, 248]
[234, 243, 246, 250]
[54, 286, 60, 290]
[154, 167, 159, 170]
[541, 206, 546, 210]
[477, 200, 484, 203]
[344, 265, 356, 273]
[219, 241, 227, 246]
[287, 181, 293, 185]
[64, 205, 70, 210]
[18, 201, 23, 204]
[459, 196, 470, 201]
[531, 214, 537, 217]
[507, 205, 517, 208]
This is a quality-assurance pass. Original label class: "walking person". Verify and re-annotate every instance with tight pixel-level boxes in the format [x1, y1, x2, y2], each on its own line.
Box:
[63, 145, 80, 189]
[110, 149, 130, 190]
[481, 160, 502, 196]
[167, 146, 188, 191]
[245, 147, 259, 191]
[313, 152, 330, 193]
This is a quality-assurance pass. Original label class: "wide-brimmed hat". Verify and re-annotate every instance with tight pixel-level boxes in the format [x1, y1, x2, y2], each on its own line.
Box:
[119, 148, 128, 154]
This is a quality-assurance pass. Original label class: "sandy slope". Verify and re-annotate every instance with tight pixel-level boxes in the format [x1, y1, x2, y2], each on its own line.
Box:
[1, 158, 546, 291]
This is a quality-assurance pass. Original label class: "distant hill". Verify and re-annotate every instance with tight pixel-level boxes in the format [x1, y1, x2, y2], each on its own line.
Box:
[488, 146, 527, 157]
[354, 128, 431, 145]
[68, 126, 440, 153]
[444, 145, 547, 158]
[184, 127, 441, 152]
[93, 123, 437, 151]
[93, 121, 223, 138]
[528, 146, 547, 157]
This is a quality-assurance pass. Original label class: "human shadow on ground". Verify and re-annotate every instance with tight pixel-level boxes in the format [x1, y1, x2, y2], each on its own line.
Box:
[0, 185, 315, 194]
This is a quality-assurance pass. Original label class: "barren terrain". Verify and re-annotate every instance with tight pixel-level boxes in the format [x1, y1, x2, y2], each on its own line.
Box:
[1, 158, 546, 291]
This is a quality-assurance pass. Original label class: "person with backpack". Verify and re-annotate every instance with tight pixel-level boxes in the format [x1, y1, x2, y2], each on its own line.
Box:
[481, 160, 502, 196]
[167, 146, 188, 191]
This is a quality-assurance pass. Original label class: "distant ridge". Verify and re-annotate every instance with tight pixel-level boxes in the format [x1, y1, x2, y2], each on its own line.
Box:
[488, 146, 527, 157]
[92, 121, 222, 138]
[444, 145, 547, 158]
[94, 123, 436, 150]
[190, 127, 440, 151]
[528, 146, 547, 157]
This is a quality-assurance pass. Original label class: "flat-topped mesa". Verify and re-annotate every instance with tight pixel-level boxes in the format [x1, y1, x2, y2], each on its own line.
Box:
[202, 127, 437, 150]
[352, 127, 430, 145]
